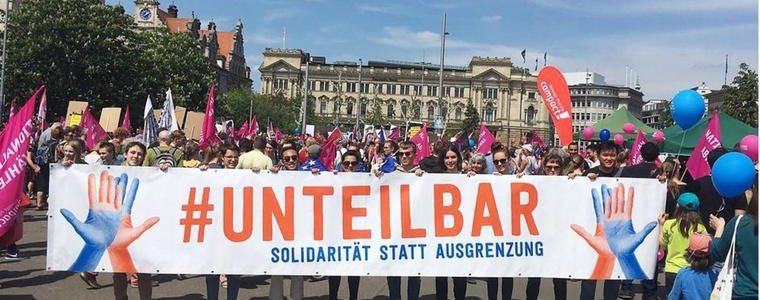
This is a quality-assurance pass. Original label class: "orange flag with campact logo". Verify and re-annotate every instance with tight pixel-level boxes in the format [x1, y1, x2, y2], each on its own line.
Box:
[537, 66, 573, 146]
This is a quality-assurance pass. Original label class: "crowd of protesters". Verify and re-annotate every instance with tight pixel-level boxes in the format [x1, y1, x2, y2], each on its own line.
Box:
[2, 120, 757, 300]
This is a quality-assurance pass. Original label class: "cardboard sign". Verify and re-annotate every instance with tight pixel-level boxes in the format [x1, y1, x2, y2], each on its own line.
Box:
[65, 101, 88, 125]
[99, 107, 122, 132]
[153, 109, 162, 124]
[175, 106, 187, 129]
[183, 111, 205, 140]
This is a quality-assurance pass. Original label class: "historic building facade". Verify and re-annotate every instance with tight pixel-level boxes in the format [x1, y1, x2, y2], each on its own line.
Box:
[568, 83, 645, 134]
[258, 48, 553, 143]
[131, 0, 252, 92]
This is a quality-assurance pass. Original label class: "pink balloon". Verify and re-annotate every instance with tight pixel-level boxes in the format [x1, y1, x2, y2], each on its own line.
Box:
[622, 123, 635, 134]
[582, 126, 595, 140]
[653, 130, 665, 143]
[613, 134, 625, 146]
[739, 135, 758, 162]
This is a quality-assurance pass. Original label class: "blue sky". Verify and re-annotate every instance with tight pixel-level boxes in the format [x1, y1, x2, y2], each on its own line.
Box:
[108, 0, 757, 100]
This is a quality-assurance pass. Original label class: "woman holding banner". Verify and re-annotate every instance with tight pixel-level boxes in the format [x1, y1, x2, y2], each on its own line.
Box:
[486, 145, 516, 300]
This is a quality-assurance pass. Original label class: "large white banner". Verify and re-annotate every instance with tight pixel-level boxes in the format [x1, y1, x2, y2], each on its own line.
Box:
[47, 165, 666, 280]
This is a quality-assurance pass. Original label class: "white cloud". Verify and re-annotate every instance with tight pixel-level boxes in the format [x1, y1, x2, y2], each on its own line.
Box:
[480, 15, 502, 22]
[526, 0, 756, 14]
[261, 9, 297, 22]
[247, 33, 281, 45]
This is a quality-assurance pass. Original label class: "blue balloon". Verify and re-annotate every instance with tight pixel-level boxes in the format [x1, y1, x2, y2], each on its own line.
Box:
[599, 129, 611, 142]
[293, 127, 301, 135]
[469, 139, 476, 148]
[712, 152, 756, 198]
[671, 89, 706, 130]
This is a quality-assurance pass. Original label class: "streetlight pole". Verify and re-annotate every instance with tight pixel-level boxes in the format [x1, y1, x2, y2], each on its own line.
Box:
[356, 59, 362, 132]
[300, 55, 310, 132]
[0, 0, 10, 123]
[437, 13, 448, 134]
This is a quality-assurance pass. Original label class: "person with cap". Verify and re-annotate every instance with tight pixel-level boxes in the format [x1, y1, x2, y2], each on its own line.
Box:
[666, 233, 718, 300]
[516, 144, 539, 176]
[659, 193, 708, 295]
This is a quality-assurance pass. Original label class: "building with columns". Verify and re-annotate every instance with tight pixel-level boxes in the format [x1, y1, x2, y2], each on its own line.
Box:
[258, 48, 553, 143]
[131, 0, 252, 93]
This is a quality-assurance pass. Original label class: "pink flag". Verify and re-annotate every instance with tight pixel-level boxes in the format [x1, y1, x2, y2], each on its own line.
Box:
[121, 105, 132, 132]
[37, 88, 48, 130]
[320, 126, 342, 171]
[388, 126, 400, 141]
[532, 131, 545, 148]
[0, 86, 43, 237]
[199, 83, 221, 149]
[267, 121, 274, 138]
[249, 115, 259, 137]
[275, 128, 284, 141]
[80, 107, 108, 150]
[627, 130, 648, 166]
[410, 123, 430, 164]
[477, 124, 495, 154]
[686, 110, 721, 179]
[239, 121, 249, 139]
[8, 101, 16, 118]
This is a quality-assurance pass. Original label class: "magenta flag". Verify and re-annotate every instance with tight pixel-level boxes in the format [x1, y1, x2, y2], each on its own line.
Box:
[239, 121, 249, 139]
[628, 130, 648, 166]
[267, 121, 274, 138]
[249, 115, 259, 136]
[320, 126, 343, 171]
[0, 86, 42, 237]
[532, 131, 545, 148]
[37, 88, 48, 131]
[121, 104, 132, 132]
[410, 123, 430, 164]
[275, 128, 284, 141]
[477, 124, 495, 154]
[199, 83, 221, 149]
[388, 126, 400, 141]
[8, 101, 16, 118]
[80, 107, 108, 150]
[686, 110, 721, 179]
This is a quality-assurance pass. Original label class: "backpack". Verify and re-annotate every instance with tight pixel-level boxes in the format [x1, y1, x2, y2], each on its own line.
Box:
[149, 147, 178, 167]
[35, 139, 58, 166]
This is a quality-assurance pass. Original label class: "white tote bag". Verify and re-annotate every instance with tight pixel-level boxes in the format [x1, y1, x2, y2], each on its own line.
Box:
[710, 215, 743, 300]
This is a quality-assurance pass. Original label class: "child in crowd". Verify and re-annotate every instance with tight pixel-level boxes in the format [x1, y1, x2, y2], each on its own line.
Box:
[667, 233, 719, 300]
[660, 193, 708, 293]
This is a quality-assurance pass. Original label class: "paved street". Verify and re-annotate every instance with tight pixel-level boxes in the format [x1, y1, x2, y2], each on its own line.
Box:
[2, 209, 665, 299]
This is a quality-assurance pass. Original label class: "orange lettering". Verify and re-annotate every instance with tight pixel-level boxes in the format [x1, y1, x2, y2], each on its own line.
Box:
[303, 186, 334, 241]
[510, 182, 539, 236]
[472, 183, 504, 237]
[434, 184, 463, 236]
[400, 184, 426, 238]
[342, 185, 371, 239]
[263, 187, 295, 241]
[223, 187, 254, 242]
[380, 185, 391, 239]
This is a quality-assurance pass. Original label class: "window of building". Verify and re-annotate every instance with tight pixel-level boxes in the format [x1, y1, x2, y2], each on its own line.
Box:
[359, 101, 366, 116]
[482, 88, 497, 99]
[319, 100, 326, 114]
[444, 87, 451, 97]
[483, 103, 495, 122]
[332, 81, 341, 92]
[526, 105, 536, 124]
[388, 84, 397, 95]
[454, 87, 465, 98]
[413, 104, 421, 119]
[455, 107, 462, 120]
[401, 103, 409, 117]
[360, 83, 370, 93]
[309, 81, 317, 91]
[400, 85, 410, 95]
[319, 81, 328, 91]
[427, 105, 435, 120]
[346, 102, 354, 115]
[346, 83, 357, 93]
[387, 103, 395, 118]
[413, 86, 423, 96]
[375, 84, 384, 94]
[427, 86, 437, 97]
[333, 100, 339, 113]
[528, 92, 536, 99]
[274, 79, 288, 90]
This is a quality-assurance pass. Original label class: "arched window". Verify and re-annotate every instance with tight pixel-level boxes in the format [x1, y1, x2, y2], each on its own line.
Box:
[333, 100, 339, 113]
[347, 102, 354, 116]
[526, 105, 536, 124]
[413, 104, 421, 119]
[455, 107, 462, 120]
[319, 100, 327, 114]
[359, 101, 367, 116]
[387, 103, 395, 118]
[483, 103, 495, 122]
[427, 105, 435, 120]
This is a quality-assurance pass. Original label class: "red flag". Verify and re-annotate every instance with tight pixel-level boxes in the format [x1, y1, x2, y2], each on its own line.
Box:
[199, 83, 221, 149]
[536, 66, 573, 146]
[0, 86, 43, 237]
[477, 124, 495, 154]
[121, 105, 132, 132]
[628, 130, 648, 166]
[410, 123, 430, 164]
[686, 110, 721, 179]
[239, 121, 249, 139]
[8, 101, 16, 118]
[37, 88, 47, 130]
[267, 121, 274, 138]
[388, 126, 400, 141]
[80, 107, 108, 150]
[531, 131, 545, 149]
[249, 115, 259, 137]
[275, 128, 284, 141]
[320, 126, 343, 171]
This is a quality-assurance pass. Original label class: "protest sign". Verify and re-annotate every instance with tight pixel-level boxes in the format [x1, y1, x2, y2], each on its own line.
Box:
[183, 111, 205, 140]
[48, 165, 665, 279]
[99, 107, 122, 132]
[175, 106, 187, 129]
[65, 101, 88, 125]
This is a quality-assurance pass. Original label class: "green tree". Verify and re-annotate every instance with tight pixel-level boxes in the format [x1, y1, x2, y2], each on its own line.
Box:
[721, 63, 758, 125]
[217, 87, 300, 133]
[363, 97, 385, 126]
[4, 0, 213, 123]
[658, 102, 674, 129]
[461, 100, 480, 134]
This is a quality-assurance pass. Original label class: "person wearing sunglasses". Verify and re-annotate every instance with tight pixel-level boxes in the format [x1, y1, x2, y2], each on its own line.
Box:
[486, 145, 516, 300]
[272, 146, 300, 172]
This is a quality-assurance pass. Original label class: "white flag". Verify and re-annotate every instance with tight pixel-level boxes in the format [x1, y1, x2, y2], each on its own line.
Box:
[143, 96, 158, 146]
[159, 89, 179, 131]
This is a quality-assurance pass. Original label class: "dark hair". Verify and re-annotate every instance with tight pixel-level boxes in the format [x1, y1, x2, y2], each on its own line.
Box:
[113, 127, 130, 140]
[253, 136, 267, 150]
[98, 142, 116, 155]
[221, 143, 240, 157]
[384, 140, 398, 152]
[598, 141, 619, 155]
[170, 130, 186, 140]
[184, 141, 200, 161]
[640, 142, 660, 162]
[568, 141, 578, 148]
[672, 206, 703, 237]
[281, 146, 297, 156]
[541, 154, 565, 175]
[238, 138, 253, 153]
[588, 143, 600, 153]
[123, 141, 146, 156]
[203, 144, 222, 165]
[432, 141, 445, 156]
[685, 250, 712, 271]
[707, 148, 729, 168]
[490, 141, 504, 154]
[399, 141, 416, 153]
[342, 150, 361, 162]
[437, 145, 462, 172]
